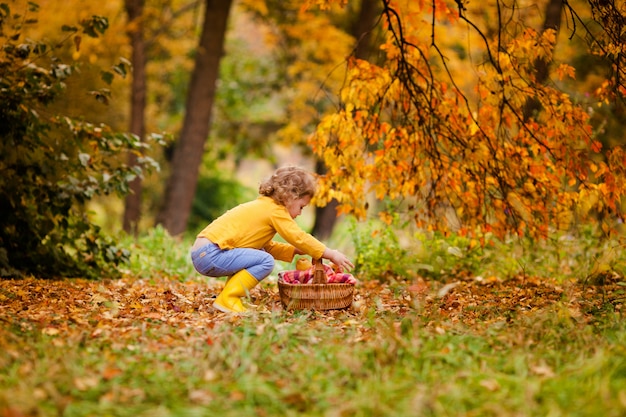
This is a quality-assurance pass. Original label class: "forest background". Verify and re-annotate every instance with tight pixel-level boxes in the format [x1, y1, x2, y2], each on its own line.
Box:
[2, 0, 626, 415]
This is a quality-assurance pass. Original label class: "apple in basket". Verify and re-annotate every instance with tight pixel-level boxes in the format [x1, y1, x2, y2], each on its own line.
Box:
[296, 258, 313, 271]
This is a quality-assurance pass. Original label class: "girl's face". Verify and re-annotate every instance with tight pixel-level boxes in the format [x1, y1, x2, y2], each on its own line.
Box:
[286, 195, 311, 219]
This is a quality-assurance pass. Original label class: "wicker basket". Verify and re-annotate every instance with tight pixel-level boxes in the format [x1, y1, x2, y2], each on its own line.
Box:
[278, 258, 355, 310]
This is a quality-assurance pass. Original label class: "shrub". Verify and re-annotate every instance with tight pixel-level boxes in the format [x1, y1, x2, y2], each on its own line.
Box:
[0, 2, 161, 278]
[348, 216, 411, 280]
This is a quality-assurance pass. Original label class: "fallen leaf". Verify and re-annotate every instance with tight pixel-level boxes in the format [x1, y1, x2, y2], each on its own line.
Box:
[74, 375, 100, 391]
[42, 327, 59, 336]
[189, 389, 214, 405]
[480, 379, 501, 391]
[437, 282, 459, 298]
[530, 363, 555, 377]
[102, 367, 123, 380]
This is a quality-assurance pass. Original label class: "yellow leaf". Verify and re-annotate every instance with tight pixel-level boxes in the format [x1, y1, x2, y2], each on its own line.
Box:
[42, 327, 60, 336]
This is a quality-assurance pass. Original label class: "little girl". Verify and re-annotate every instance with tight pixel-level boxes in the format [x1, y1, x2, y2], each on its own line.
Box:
[191, 165, 354, 314]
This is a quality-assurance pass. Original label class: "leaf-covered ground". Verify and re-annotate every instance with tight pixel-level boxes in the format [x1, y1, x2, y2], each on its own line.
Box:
[1, 273, 625, 416]
[2, 273, 620, 341]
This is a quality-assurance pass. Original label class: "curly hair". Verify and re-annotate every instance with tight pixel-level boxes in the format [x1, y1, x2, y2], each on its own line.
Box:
[258, 166, 317, 206]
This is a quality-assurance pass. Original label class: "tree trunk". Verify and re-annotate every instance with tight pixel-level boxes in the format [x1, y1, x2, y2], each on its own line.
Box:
[523, 0, 563, 120]
[351, 0, 383, 63]
[311, 160, 339, 240]
[123, 0, 147, 235]
[312, 0, 381, 240]
[156, 0, 233, 236]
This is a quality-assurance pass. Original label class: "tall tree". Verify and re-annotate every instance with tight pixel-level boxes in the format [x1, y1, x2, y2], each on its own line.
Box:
[123, 0, 147, 235]
[156, 0, 234, 236]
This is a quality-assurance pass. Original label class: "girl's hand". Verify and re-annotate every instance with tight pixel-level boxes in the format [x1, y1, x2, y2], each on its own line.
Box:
[323, 248, 354, 272]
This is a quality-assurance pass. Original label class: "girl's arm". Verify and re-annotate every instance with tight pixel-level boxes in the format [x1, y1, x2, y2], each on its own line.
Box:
[294, 246, 353, 271]
[322, 248, 354, 272]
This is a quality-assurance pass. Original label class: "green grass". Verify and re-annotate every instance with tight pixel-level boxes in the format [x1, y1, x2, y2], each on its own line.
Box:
[2, 223, 626, 416]
[2, 303, 626, 416]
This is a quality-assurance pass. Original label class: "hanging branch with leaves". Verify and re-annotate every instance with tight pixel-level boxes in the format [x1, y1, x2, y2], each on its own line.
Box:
[309, 0, 626, 240]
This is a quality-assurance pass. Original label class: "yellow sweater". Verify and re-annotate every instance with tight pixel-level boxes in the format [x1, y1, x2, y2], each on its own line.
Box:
[197, 196, 326, 262]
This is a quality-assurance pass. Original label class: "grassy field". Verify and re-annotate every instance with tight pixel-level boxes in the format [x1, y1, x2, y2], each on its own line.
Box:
[1, 225, 626, 416]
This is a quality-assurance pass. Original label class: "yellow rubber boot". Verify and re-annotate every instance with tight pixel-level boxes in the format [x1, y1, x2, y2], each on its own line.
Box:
[213, 269, 259, 314]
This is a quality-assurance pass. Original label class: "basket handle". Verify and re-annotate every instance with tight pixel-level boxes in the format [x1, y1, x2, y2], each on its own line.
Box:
[312, 258, 327, 284]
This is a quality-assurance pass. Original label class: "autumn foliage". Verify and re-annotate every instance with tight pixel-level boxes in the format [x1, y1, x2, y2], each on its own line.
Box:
[309, 0, 626, 240]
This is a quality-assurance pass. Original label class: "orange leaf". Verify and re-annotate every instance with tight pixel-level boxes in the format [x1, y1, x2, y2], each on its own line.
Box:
[591, 141, 602, 153]
[102, 367, 123, 380]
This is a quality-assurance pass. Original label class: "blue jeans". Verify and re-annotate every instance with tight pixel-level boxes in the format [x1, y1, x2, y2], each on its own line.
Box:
[190, 242, 274, 281]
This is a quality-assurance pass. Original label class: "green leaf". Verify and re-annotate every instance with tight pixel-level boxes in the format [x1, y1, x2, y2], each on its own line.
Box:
[80, 15, 109, 38]
[100, 70, 114, 85]
[112, 62, 128, 78]
[61, 25, 78, 33]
